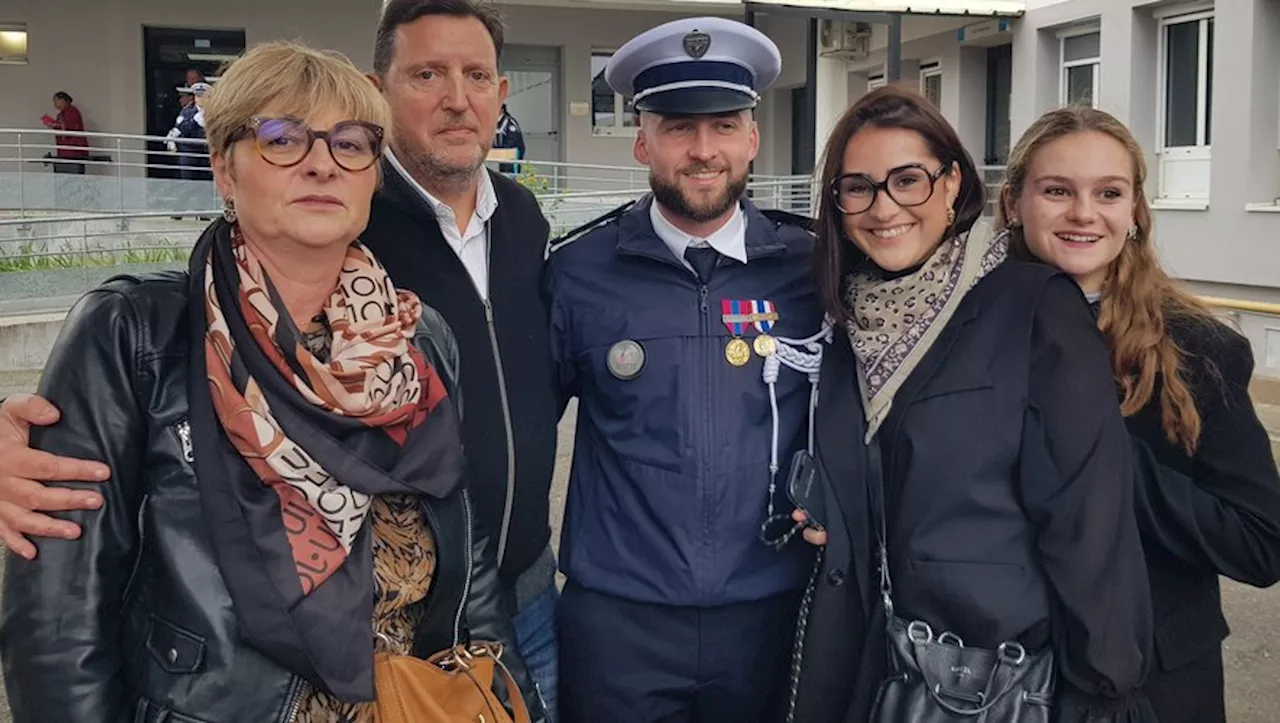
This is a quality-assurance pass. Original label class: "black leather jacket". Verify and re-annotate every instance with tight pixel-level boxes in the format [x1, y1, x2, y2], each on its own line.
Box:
[0, 271, 544, 723]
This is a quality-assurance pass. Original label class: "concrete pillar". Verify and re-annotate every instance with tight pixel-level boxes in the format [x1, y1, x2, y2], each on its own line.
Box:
[892, 59, 922, 90]
[1009, 24, 1061, 140]
[955, 46, 988, 168]
[1211, 0, 1280, 205]
[848, 70, 870, 105]
[814, 53, 851, 169]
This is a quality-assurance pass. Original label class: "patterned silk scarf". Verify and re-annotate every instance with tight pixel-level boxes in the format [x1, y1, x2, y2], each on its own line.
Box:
[187, 219, 467, 701]
[203, 225, 430, 593]
[847, 220, 1008, 441]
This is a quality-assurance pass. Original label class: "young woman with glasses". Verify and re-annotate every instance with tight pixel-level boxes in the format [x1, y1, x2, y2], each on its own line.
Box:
[0, 41, 542, 723]
[786, 86, 1158, 723]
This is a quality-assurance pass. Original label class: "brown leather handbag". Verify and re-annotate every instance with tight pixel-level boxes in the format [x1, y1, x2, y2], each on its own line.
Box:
[373, 641, 533, 723]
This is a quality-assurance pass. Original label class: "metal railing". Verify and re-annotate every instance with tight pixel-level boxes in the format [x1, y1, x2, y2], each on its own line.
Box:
[1201, 296, 1280, 317]
[0, 127, 219, 217]
[2, 125, 1009, 268]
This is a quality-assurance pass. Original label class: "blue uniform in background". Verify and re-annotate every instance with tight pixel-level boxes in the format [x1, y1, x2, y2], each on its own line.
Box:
[494, 106, 525, 174]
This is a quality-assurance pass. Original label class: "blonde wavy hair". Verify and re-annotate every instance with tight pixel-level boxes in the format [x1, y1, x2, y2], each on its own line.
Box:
[201, 40, 391, 158]
[996, 105, 1214, 454]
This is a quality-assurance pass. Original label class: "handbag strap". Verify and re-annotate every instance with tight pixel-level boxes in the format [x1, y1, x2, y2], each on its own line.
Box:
[442, 642, 533, 723]
[491, 650, 533, 723]
[863, 433, 895, 618]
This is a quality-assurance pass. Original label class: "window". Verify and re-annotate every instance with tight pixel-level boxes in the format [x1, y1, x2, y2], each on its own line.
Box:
[868, 75, 886, 92]
[920, 64, 942, 107]
[1059, 29, 1099, 106]
[984, 43, 1012, 166]
[0, 23, 27, 64]
[591, 51, 637, 137]
[1157, 10, 1214, 199]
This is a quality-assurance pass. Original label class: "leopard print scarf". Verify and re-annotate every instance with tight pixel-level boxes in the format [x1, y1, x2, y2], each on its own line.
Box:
[846, 220, 1008, 441]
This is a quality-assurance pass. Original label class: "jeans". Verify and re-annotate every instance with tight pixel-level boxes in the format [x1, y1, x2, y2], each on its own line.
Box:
[512, 584, 559, 722]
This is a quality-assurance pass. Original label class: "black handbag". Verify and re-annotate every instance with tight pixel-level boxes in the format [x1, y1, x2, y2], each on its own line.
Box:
[865, 437, 1056, 722]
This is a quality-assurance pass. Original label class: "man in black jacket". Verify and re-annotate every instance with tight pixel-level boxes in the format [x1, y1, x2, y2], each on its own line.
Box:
[0, 0, 564, 717]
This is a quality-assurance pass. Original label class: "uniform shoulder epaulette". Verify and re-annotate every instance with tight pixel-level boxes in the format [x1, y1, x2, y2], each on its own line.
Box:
[760, 208, 816, 233]
[546, 200, 638, 256]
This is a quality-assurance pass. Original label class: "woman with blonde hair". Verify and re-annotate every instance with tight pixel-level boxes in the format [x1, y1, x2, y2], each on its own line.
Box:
[0, 40, 541, 723]
[998, 104, 1280, 723]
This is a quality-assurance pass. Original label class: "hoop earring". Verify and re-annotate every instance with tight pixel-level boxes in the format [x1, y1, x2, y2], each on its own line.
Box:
[223, 198, 237, 224]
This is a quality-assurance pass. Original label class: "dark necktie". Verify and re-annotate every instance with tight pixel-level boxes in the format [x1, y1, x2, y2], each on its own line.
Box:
[684, 245, 720, 285]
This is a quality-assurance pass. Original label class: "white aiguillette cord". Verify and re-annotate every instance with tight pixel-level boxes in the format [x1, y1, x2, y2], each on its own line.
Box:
[759, 321, 833, 550]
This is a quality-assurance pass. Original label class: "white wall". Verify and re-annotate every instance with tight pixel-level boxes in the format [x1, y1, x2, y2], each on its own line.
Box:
[498, 5, 809, 169]
[0, 0, 382, 137]
[0, 0, 810, 172]
[840, 27, 998, 166]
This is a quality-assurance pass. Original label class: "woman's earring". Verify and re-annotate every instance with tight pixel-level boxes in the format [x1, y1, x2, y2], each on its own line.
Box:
[223, 198, 237, 224]
[1127, 225, 1138, 240]
[946, 206, 956, 225]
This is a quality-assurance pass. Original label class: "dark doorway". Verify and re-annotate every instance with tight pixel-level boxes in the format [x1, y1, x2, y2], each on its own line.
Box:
[984, 43, 1012, 166]
[143, 27, 246, 179]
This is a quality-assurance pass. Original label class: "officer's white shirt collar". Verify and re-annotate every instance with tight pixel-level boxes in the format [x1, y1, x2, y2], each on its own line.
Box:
[649, 199, 748, 273]
[384, 148, 497, 299]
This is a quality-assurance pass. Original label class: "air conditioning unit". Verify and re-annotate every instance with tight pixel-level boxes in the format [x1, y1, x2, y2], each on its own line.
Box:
[819, 20, 872, 60]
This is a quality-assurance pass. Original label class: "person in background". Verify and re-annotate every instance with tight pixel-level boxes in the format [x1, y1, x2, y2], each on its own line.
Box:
[41, 91, 88, 174]
[544, 16, 823, 722]
[789, 86, 1157, 722]
[0, 1, 566, 718]
[997, 104, 1280, 723]
[493, 103, 525, 174]
[167, 81, 213, 180]
[166, 90, 194, 160]
[185, 67, 205, 87]
[0, 39, 540, 723]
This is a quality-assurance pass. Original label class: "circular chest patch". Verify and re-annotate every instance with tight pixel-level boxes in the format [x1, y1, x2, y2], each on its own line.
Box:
[607, 339, 646, 380]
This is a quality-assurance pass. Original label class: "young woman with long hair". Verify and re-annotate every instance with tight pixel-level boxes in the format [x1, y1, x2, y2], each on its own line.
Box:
[997, 104, 1280, 723]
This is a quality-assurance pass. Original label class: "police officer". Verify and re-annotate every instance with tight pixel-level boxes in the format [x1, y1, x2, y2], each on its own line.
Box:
[543, 17, 825, 723]
[493, 103, 526, 174]
[167, 81, 211, 181]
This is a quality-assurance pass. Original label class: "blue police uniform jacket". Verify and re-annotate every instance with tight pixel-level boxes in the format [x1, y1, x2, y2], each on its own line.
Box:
[175, 105, 205, 148]
[544, 194, 823, 607]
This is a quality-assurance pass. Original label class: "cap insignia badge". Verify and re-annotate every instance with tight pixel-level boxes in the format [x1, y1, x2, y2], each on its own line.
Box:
[683, 30, 711, 59]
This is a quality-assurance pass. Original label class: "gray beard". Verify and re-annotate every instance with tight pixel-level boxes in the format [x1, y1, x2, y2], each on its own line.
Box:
[650, 170, 748, 224]
[392, 137, 483, 197]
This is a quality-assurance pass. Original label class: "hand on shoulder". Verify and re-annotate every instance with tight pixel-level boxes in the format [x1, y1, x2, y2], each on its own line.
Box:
[0, 394, 111, 559]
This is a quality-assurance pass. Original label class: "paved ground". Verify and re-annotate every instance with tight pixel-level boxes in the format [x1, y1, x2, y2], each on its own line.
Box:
[0, 371, 1276, 721]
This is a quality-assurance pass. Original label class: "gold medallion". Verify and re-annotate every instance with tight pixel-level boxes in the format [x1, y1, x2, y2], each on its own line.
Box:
[725, 337, 751, 367]
[753, 334, 777, 357]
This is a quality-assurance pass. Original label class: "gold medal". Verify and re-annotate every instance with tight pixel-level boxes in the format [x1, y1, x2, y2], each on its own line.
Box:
[753, 334, 777, 357]
[725, 337, 751, 366]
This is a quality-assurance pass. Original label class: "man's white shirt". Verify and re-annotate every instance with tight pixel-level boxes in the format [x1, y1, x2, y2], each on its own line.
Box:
[385, 149, 498, 300]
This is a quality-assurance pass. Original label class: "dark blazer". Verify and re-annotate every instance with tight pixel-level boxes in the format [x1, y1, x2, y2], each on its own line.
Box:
[790, 261, 1155, 723]
[0, 272, 542, 723]
[364, 164, 559, 585]
[1125, 313, 1280, 723]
